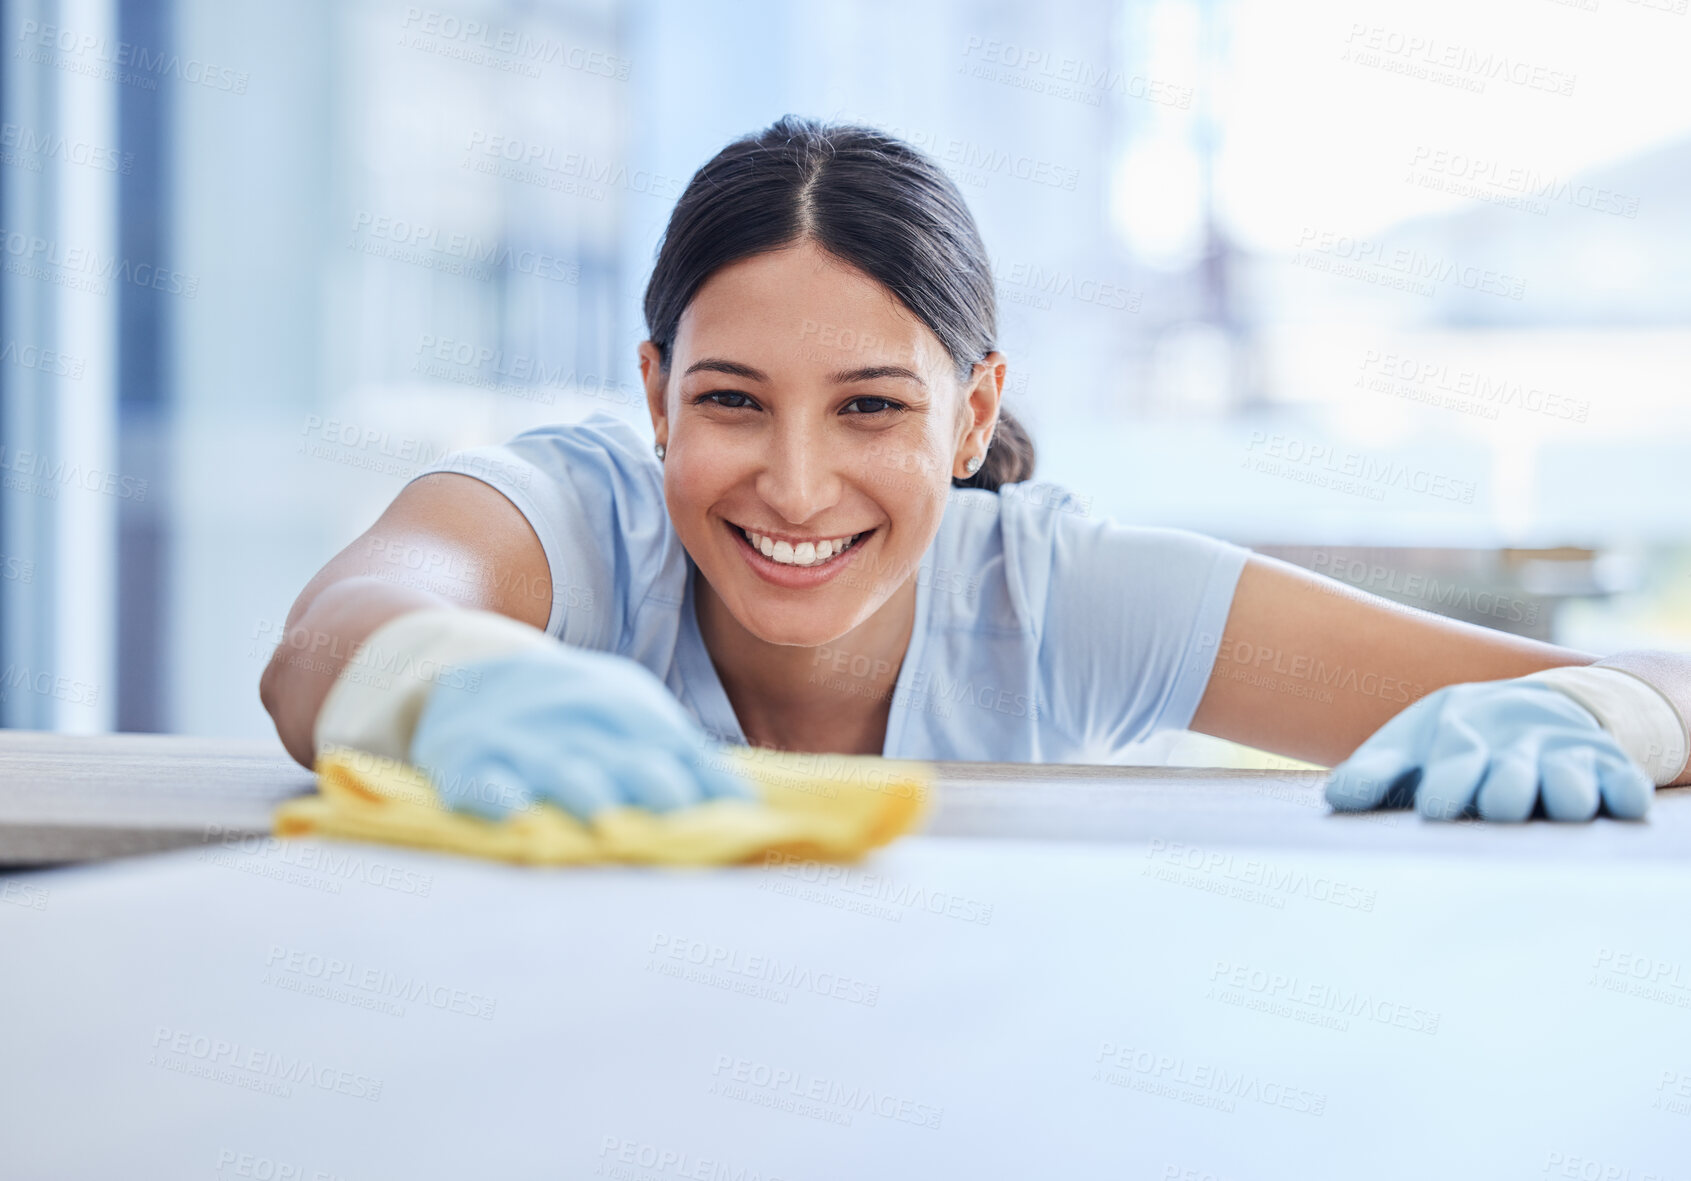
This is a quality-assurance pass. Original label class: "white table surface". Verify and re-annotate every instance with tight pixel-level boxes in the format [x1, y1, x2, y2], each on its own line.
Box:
[4, 821, 1690, 1178]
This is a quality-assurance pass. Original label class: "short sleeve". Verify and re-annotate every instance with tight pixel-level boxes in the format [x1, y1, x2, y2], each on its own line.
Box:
[403, 411, 672, 653]
[1012, 484, 1250, 754]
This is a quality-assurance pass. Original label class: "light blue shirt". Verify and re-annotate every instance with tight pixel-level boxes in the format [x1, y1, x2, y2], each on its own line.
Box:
[410, 411, 1250, 763]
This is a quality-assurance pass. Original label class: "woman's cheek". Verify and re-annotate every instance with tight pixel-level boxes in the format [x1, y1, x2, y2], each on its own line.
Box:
[666, 450, 728, 509]
[853, 441, 947, 496]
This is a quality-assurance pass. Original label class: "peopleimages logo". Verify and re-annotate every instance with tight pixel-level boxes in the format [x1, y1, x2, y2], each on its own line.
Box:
[199, 826, 435, 898]
[1309, 551, 1541, 627]
[0, 122, 131, 173]
[1243, 430, 1478, 505]
[1340, 24, 1576, 97]
[251, 617, 484, 694]
[760, 852, 994, 925]
[462, 132, 683, 199]
[148, 1026, 382, 1101]
[710, 1054, 944, 1130]
[596, 1138, 789, 1181]
[348, 212, 580, 284]
[1207, 960, 1441, 1035]
[0, 445, 148, 501]
[16, 20, 250, 93]
[648, 932, 881, 1006]
[1092, 1040, 1327, 1116]
[263, 945, 497, 1019]
[400, 7, 632, 79]
[959, 36, 1194, 108]
[1144, 838, 1379, 912]
[1406, 146, 1640, 220]
[1357, 349, 1589, 422]
[996, 259, 1141, 313]
[0, 339, 86, 378]
[0, 664, 99, 707]
[1294, 227, 1525, 301]
[0, 230, 199, 297]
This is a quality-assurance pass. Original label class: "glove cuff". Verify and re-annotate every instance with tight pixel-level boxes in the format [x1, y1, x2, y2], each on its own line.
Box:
[1515, 665, 1689, 786]
[312, 607, 555, 763]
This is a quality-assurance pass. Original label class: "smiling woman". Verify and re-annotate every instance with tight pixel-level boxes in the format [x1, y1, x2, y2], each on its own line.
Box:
[261, 115, 1691, 827]
[640, 115, 1036, 493]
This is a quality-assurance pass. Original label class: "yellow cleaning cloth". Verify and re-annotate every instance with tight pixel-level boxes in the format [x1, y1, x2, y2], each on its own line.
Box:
[274, 744, 934, 867]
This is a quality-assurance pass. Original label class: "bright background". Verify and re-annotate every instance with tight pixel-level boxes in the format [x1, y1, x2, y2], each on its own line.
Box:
[3, 0, 1688, 753]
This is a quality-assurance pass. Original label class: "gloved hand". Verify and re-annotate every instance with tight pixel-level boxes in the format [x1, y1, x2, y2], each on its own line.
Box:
[1324, 680, 1654, 822]
[409, 643, 756, 822]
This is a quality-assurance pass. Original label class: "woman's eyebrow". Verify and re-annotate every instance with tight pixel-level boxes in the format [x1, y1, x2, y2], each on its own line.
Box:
[683, 358, 768, 380]
[828, 364, 927, 387]
[682, 358, 928, 388]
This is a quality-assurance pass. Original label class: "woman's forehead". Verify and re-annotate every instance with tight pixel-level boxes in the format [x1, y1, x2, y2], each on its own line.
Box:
[674, 245, 947, 374]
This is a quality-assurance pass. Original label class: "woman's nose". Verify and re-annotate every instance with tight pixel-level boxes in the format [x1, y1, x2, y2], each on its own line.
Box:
[755, 421, 843, 526]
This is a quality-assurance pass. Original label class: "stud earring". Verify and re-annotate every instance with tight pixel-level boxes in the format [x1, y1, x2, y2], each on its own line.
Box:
[964, 455, 983, 475]
[654, 442, 665, 460]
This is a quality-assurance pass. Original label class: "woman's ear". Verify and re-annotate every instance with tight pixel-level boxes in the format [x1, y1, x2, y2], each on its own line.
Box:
[637, 341, 667, 448]
[957, 351, 1008, 460]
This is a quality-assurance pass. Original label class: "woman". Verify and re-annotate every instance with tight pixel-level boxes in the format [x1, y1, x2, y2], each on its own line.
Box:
[260, 116, 1689, 824]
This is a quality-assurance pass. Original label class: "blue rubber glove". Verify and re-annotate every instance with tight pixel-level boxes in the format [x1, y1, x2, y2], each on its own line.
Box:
[1324, 680, 1654, 822]
[408, 644, 756, 822]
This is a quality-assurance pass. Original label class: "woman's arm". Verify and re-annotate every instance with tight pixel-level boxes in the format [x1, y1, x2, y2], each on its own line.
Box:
[1187, 552, 1691, 785]
[258, 472, 552, 769]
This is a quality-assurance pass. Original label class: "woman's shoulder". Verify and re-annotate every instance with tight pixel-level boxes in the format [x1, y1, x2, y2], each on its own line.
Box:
[932, 478, 1093, 635]
[936, 476, 1249, 629]
[986, 477, 1245, 559]
[502, 408, 658, 470]
[415, 409, 682, 647]
[492, 410, 669, 519]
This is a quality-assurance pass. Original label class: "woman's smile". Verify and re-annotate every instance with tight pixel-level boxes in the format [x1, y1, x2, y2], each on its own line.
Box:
[724, 515, 877, 588]
[729, 519, 870, 564]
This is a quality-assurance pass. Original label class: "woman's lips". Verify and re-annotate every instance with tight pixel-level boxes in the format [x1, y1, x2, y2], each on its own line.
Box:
[724, 518, 874, 588]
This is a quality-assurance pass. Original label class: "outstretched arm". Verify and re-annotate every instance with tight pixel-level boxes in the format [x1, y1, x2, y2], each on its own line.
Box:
[260, 472, 553, 769]
[1187, 553, 1691, 787]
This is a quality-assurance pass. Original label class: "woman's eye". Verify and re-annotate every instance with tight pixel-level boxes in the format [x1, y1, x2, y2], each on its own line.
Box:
[690, 391, 904, 415]
[694, 391, 755, 410]
[843, 396, 904, 416]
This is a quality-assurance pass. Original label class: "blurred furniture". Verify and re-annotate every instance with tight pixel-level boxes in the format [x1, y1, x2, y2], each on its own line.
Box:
[1255, 545, 1639, 642]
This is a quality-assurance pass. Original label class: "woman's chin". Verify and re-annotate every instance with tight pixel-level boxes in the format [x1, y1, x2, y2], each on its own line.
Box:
[732, 602, 857, 649]
[693, 546, 893, 646]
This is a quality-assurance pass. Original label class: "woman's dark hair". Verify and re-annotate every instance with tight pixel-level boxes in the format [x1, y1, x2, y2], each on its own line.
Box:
[643, 114, 1036, 492]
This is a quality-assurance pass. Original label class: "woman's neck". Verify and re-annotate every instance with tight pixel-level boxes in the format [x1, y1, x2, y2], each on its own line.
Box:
[694, 573, 917, 756]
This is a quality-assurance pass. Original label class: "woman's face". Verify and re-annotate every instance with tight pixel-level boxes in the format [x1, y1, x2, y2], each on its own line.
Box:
[642, 240, 1002, 647]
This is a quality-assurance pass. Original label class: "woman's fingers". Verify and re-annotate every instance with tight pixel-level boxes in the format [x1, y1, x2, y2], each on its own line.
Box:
[1325, 749, 1416, 811]
[529, 751, 623, 819]
[447, 732, 728, 820]
[1416, 715, 1489, 821]
[1536, 744, 1601, 822]
[1595, 749, 1653, 820]
[601, 745, 698, 813]
[1472, 746, 1540, 823]
[1324, 690, 1451, 810]
[466, 729, 619, 820]
[1320, 680, 1654, 825]
[431, 754, 534, 821]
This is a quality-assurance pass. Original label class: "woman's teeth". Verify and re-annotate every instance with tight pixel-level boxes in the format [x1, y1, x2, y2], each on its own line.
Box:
[740, 526, 863, 567]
